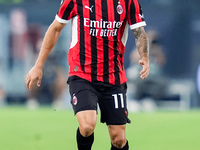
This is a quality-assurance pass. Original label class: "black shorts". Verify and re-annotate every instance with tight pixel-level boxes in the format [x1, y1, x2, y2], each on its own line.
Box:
[67, 76, 131, 125]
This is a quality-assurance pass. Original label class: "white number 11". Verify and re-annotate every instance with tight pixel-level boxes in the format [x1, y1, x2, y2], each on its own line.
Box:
[112, 93, 124, 109]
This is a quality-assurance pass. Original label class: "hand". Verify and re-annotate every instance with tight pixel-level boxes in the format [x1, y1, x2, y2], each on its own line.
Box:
[26, 66, 43, 91]
[139, 57, 150, 79]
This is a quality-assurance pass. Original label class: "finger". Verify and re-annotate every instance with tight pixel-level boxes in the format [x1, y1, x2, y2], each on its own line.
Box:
[26, 75, 30, 88]
[26, 74, 29, 81]
[140, 74, 146, 79]
[140, 64, 148, 75]
[140, 68, 149, 79]
[140, 72, 147, 79]
[140, 66, 149, 78]
[26, 79, 31, 89]
[140, 66, 147, 75]
[37, 78, 41, 87]
[28, 80, 34, 91]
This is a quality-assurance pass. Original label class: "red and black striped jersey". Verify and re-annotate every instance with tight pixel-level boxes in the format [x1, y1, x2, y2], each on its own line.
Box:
[56, 0, 146, 85]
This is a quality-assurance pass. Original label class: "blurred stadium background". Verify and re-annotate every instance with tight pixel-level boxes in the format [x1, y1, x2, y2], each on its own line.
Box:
[0, 0, 200, 150]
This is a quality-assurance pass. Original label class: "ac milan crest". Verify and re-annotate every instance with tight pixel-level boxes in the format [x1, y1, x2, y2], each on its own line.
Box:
[72, 94, 78, 105]
[117, 4, 123, 15]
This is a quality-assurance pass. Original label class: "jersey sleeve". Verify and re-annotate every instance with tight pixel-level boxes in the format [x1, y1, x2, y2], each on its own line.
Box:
[127, 0, 146, 30]
[55, 0, 76, 24]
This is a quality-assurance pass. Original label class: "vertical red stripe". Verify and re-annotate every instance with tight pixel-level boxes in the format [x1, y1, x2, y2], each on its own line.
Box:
[96, 0, 104, 82]
[107, 0, 115, 85]
[127, 0, 132, 25]
[83, 0, 92, 81]
[118, 0, 127, 84]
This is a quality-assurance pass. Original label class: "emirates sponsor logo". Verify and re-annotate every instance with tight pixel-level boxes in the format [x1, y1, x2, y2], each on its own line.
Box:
[84, 18, 123, 28]
[84, 18, 123, 37]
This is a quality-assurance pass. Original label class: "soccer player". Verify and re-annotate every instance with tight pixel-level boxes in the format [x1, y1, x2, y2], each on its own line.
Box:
[26, 0, 149, 149]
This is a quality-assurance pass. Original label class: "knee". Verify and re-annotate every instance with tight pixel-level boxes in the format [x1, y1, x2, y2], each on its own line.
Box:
[108, 125, 127, 148]
[76, 110, 97, 137]
[79, 122, 96, 137]
[111, 137, 127, 148]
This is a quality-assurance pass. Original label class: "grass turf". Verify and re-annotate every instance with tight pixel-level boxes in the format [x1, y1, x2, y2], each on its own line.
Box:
[0, 106, 200, 150]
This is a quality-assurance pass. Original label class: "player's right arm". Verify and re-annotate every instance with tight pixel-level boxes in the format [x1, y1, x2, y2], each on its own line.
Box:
[26, 19, 66, 91]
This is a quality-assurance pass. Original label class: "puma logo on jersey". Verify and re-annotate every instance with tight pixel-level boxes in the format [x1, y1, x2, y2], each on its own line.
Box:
[85, 5, 94, 12]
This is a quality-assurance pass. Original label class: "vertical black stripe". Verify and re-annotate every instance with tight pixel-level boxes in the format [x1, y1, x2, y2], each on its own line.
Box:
[130, 0, 136, 25]
[101, 0, 109, 83]
[124, 0, 129, 21]
[77, 0, 85, 71]
[62, 0, 74, 20]
[90, 0, 97, 82]
[113, 0, 120, 85]
[125, 0, 129, 11]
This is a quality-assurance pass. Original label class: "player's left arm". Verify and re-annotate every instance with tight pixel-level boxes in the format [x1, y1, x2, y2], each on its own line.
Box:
[132, 26, 150, 79]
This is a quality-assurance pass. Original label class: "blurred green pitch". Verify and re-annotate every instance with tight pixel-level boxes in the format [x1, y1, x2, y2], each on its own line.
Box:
[0, 106, 200, 150]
